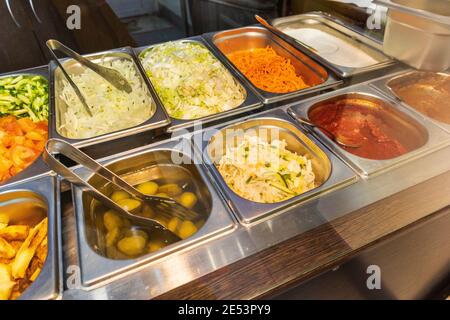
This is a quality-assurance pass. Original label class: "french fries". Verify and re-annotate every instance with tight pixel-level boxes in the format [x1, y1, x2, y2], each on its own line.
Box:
[0, 214, 47, 300]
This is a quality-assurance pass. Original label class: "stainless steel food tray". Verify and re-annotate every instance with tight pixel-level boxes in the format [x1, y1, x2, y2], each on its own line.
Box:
[369, 70, 450, 133]
[0, 66, 52, 188]
[271, 12, 395, 78]
[49, 46, 171, 149]
[193, 109, 357, 224]
[288, 84, 450, 177]
[0, 174, 62, 300]
[203, 26, 343, 104]
[70, 137, 236, 286]
[134, 36, 262, 133]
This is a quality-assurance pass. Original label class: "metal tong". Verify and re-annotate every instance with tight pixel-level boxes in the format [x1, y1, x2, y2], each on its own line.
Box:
[46, 39, 133, 117]
[43, 139, 201, 241]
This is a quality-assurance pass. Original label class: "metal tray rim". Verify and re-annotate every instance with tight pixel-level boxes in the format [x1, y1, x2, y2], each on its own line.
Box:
[193, 109, 358, 224]
[70, 137, 236, 287]
[49, 46, 171, 149]
[134, 36, 263, 133]
[287, 84, 450, 177]
[202, 26, 343, 104]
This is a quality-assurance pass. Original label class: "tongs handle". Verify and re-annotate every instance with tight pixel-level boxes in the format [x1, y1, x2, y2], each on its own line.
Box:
[46, 40, 93, 117]
[42, 139, 164, 228]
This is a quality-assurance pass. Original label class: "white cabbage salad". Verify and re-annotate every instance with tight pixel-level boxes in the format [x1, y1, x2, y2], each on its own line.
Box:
[59, 58, 154, 139]
[140, 41, 246, 120]
[218, 134, 316, 203]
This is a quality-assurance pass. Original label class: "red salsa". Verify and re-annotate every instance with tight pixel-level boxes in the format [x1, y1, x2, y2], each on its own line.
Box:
[309, 99, 409, 160]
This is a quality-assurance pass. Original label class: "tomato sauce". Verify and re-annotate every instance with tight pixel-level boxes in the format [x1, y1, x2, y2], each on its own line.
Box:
[309, 101, 408, 160]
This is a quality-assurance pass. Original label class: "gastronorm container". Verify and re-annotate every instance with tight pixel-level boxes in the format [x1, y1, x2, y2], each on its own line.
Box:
[193, 109, 357, 224]
[0, 174, 61, 300]
[71, 137, 236, 286]
[134, 37, 262, 133]
[369, 70, 450, 133]
[0, 66, 52, 188]
[271, 12, 395, 78]
[49, 47, 171, 149]
[374, 0, 450, 71]
[203, 26, 343, 104]
[288, 84, 450, 177]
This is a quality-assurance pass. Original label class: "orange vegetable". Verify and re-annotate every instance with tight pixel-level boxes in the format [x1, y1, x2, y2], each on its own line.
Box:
[0, 116, 48, 184]
[227, 46, 309, 94]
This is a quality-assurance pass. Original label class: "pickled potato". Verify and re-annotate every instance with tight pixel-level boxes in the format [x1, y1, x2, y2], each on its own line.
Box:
[117, 236, 147, 256]
[167, 217, 181, 233]
[178, 192, 198, 209]
[103, 211, 123, 232]
[111, 190, 130, 202]
[102, 177, 202, 259]
[137, 181, 158, 195]
[178, 221, 197, 240]
[158, 183, 182, 197]
[116, 198, 141, 212]
[105, 228, 121, 247]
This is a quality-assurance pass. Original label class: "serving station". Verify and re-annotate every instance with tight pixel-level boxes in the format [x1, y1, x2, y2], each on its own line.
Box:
[0, 1, 449, 300]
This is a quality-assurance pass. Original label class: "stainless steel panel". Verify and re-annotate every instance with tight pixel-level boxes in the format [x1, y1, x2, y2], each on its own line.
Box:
[271, 12, 395, 78]
[71, 137, 236, 286]
[376, 0, 450, 71]
[203, 26, 343, 104]
[134, 37, 262, 133]
[369, 70, 450, 133]
[0, 174, 61, 300]
[0, 66, 52, 188]
[193, 109, 357, 224]
[288, 84, 450, 177]
[50, 47, 171, 148]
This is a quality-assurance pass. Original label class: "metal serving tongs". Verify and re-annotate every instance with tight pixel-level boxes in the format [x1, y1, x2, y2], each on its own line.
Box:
[255, 14, 318, 54]
[43, 139, 203, 241]
[46, 39, 133, 116]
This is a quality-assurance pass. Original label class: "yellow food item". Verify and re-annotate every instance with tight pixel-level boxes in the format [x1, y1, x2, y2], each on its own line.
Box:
[116, 198, 141, 212]
[178, 192, 198, 209]
[137, 181, 158, 195]
[0, 225, 29, 241]
[12, 218, 47, 279]
[105, 228, 121, 247]
[0, 214, 9, 230]
[153, 216, 168, 228]
[167, 217, 181, 233]
[0, 237, 16, 259]
[147, 240, 166, 253]
[155, 193, 169, 198]
[0, 264, 15, 300]
[138, 206, 155, 219]
[178, 221, 197, 240]
[158, 184, 182, 197]
[123, 229, 148, 240]
[117, 236, 146, 256]
[110, 191, 130, 202]
[103, 211, 123, 232]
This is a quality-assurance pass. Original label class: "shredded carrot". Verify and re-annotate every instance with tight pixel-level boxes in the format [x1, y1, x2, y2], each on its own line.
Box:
[227, 46, 309, 93]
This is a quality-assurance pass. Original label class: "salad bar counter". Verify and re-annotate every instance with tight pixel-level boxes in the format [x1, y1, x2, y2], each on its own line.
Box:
[0, 9, 449, 300]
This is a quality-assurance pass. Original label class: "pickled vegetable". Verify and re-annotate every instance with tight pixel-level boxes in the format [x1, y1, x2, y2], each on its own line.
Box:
[103, 211, 123, 232]
[116, 198, 141, 212]
[117, 236, 146, 256]
[158, 183, 182, 197]
[178, 221, 197, 240]
[137, 181, 158, 195]
[111, 191, 129, 202]
[100, 178, 203, 259]
[105, 228, 121, 247]
[178, 192, 198, 209]
[167, 217, 181, 233]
